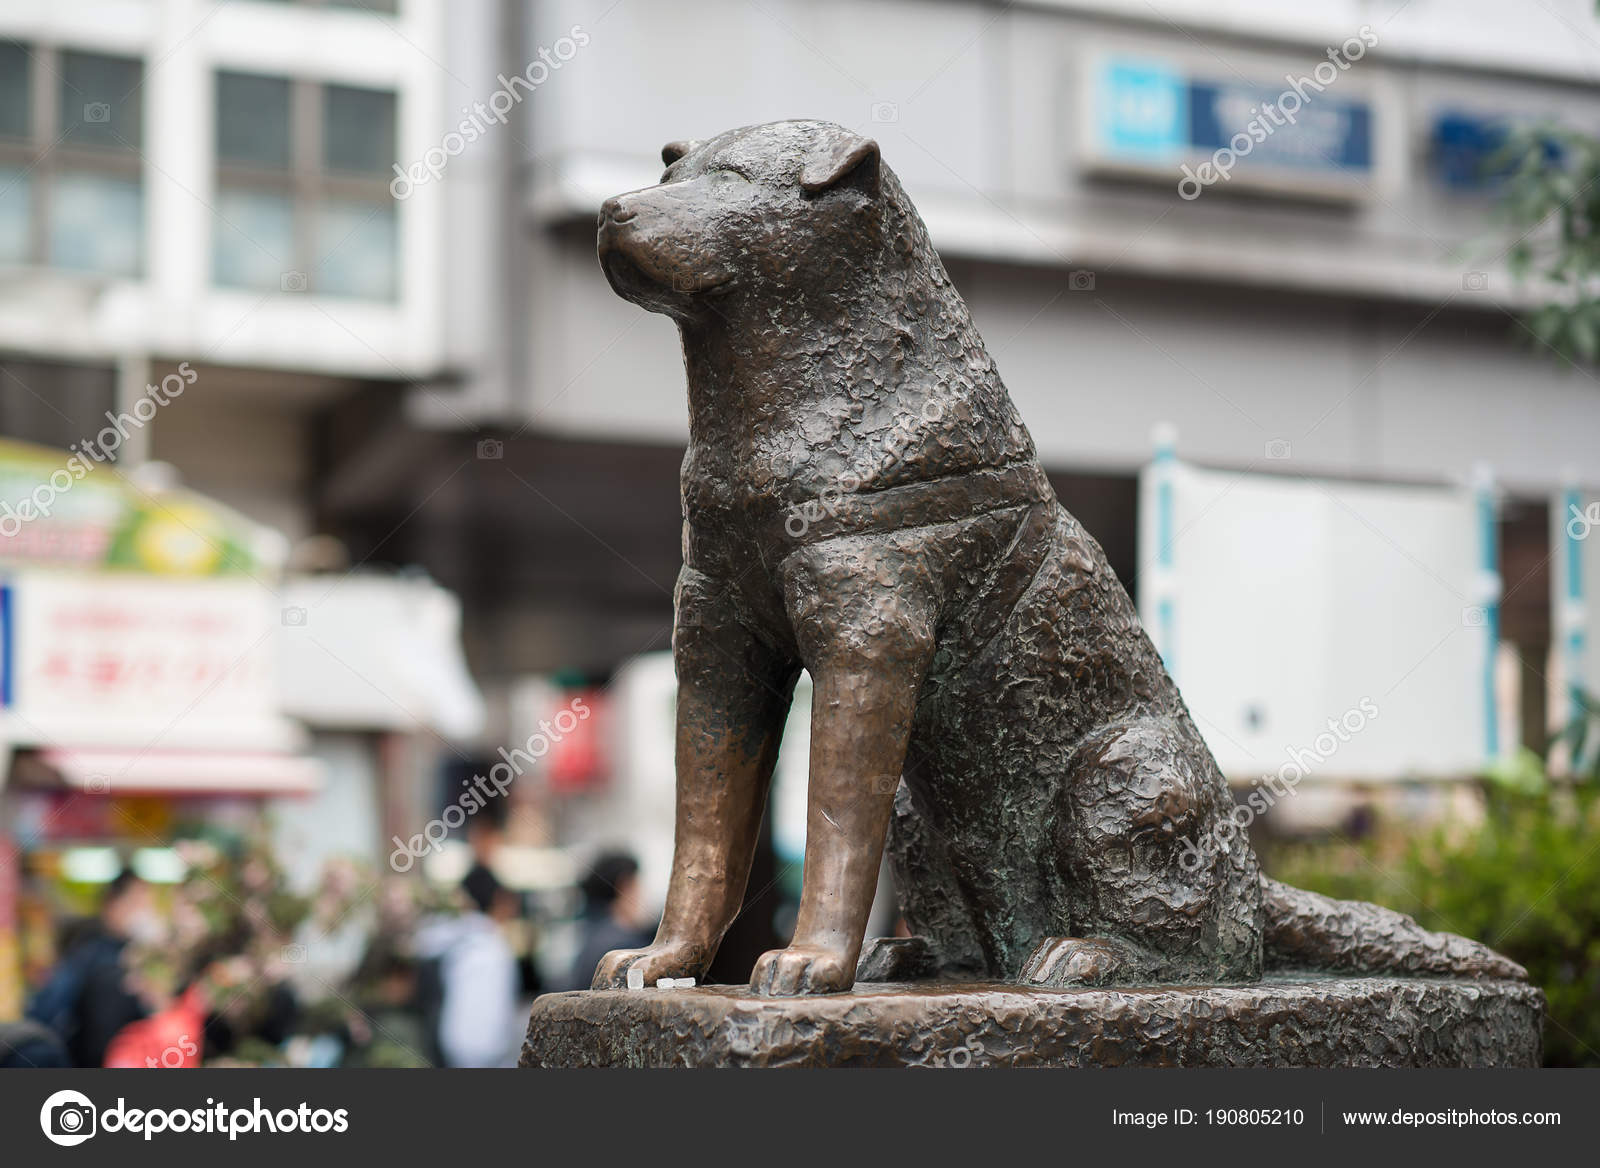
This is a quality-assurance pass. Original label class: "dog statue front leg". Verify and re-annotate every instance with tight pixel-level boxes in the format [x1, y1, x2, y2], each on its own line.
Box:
[592, 568, 798, 990]
[752, 567, 936, 996]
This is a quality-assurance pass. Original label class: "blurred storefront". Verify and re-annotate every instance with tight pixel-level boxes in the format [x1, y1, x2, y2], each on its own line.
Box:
[0, 439, 483, 1018]
[0, 437, 307, 1016]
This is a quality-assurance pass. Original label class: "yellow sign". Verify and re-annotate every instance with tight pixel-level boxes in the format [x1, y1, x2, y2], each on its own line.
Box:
[0, 438, 274, 577]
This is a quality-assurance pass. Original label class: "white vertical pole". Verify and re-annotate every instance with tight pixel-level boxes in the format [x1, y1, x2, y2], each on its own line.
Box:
[1472, 464, 1501, 761]
[1561, 480, 1590, 726]
[1150, 423, 1178, 680]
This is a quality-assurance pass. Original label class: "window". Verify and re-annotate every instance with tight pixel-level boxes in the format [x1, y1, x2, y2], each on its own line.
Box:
[0, 43, 29, 140]
[238, 0, 400, 11]
[325, 0, 400, 13]
[0, 43, 145, 277]
[0, 42, 30, 267]
[212, 71, 398, 299]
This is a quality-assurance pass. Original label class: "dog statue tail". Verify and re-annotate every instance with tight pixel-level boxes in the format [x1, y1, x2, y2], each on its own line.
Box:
[1260, 877, 1527, 980]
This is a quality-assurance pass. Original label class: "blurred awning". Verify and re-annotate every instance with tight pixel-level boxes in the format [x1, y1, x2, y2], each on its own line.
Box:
[28, 748, 322, 796]
[276, 574, 485, 739]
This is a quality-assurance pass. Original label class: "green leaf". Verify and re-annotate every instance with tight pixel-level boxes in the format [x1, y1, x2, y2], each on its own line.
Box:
[1485, 746, 1549, 795]
[1508, 241, 1534, 278]
[1529, 304, 1566, 347]
[1571, 312, 1599, 362]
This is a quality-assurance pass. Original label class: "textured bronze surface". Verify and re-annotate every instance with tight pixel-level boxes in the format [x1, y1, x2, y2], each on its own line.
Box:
[589, 119, 1526, 1000]
[523, 978, 1544, 1068]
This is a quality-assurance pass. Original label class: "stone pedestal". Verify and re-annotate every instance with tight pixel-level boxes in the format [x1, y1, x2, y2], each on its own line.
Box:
[522, 976, 1542, 1068]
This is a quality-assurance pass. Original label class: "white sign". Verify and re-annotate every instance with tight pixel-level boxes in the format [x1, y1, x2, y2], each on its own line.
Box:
[1138, 462, 1487, 781]
[2, 570, 300, 752]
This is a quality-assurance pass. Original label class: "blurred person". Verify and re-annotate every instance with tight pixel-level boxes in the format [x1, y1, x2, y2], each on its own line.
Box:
[414, 864, 520, 1067]
[102, 964, 218, 1069]
[565, 850, 651, 991]
[197, 969, 301, 1064]
[0, 1019, 71, 1068]
[461, 814, 503, 898]
[26, 869, 160, 1067]
[122, 870, 304, 1068]
[343, 949, 431, 1068]
[462, 815, 545, 999]
[103, 952, 266, 1068]
[283, 857, 375, 1002]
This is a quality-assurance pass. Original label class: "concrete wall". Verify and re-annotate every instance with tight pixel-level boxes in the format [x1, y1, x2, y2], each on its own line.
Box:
[521, 225, 1600, 494]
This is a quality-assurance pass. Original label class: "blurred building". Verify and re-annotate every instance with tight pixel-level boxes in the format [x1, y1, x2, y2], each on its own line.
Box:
[2, 0, 1599, 830]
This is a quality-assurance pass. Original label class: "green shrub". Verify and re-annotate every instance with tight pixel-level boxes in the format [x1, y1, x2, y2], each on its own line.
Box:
[1270, 733, 1600, 1067]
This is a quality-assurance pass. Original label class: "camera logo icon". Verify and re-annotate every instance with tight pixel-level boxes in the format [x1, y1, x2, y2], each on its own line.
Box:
[476, 438, 504, 460]
[1264, 438, 1292, 460]
[1462, 606, 1488, 627]
[1461, 271, 1488, 292]
[869, 101, 899, 124]
[83, 103, 111, 124]
[40, 1090, 97, 1147]
[280, 270, 308, 293]
[1068, 270, 1095, 292]
[282, 605, 308, 627]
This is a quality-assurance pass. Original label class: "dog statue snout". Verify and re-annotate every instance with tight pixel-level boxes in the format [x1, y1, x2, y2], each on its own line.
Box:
[599, 196, 636, 225]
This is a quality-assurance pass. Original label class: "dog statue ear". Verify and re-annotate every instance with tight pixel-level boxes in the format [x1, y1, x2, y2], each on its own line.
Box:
[661, 140, 701, 166]
[800, 132, 880, 197]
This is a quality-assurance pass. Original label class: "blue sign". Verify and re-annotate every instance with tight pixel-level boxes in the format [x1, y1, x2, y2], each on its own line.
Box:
[1095, 60, 1187, 161]
[1430, 112, 1562, 191]
[1090, 56, 1375, 193]
[1189, 82, 1371, 174]
[1432, 112, 1507, 188]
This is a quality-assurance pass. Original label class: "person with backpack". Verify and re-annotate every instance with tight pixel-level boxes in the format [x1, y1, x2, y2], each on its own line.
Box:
[413, 864, 520, 1067]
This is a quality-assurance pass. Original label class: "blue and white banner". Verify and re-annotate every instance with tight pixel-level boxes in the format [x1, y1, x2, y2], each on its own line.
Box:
[1082, 50, 1378, 201]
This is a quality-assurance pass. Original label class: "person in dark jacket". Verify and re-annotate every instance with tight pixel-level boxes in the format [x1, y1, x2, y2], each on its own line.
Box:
[564, 851, 652, 991]
[27, 869, 158, 1067]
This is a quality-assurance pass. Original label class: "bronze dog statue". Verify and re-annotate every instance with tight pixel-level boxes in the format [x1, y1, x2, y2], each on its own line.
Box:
[592, 119, 1525, 996]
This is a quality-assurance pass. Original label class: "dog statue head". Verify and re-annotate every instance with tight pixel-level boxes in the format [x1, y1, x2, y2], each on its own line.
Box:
[596, 120, 890, 323]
